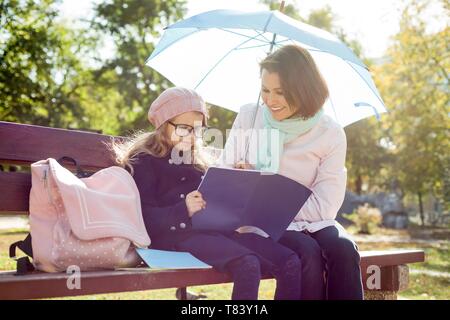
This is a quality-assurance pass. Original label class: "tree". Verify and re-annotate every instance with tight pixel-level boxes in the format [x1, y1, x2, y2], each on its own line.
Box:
[344, 119, 393, 194]
[1, 0, 86, 127]
[89, 0, 187, 134]
[1, 0, 190, 135]
[261, 0, 302, 20]
[373, 0, 450, 224]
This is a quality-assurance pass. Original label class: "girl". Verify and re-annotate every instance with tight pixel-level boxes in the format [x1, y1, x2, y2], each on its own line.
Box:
[111, 86, 302, 300]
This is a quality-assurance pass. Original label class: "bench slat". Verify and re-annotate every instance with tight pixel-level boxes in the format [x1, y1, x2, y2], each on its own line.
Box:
[359, 250, 425, 268]
[0, 121, 119, 170]
[0, 250, 425, 299]
[0, 269, 233, 300]
[0, 171, 31, 213]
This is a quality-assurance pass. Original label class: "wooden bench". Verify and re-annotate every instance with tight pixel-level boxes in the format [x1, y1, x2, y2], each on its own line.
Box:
[0, 121, 425, 300]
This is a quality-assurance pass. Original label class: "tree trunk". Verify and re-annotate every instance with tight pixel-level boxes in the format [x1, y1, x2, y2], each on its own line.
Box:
[418, 191, 425, 226]
[355, 173, 363, 195]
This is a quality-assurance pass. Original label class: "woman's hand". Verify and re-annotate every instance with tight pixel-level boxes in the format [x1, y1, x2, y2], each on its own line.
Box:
[234, 161, 253, 170]
[185, 190, 206, 217]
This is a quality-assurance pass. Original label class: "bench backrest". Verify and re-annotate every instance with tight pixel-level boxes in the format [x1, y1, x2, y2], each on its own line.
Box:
[0, 121, 120, 215]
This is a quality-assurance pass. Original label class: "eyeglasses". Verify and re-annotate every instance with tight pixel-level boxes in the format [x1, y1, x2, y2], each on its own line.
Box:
[167, 121, 210, 138]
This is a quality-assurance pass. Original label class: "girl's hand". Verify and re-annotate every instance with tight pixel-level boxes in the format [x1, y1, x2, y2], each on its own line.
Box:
[234, 161, 253, 170]
[185, 190, 206, 217]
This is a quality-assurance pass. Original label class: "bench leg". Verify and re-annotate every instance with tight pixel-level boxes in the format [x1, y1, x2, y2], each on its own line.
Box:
[363, 265, 409, 300]
[176, 287, 188, 300]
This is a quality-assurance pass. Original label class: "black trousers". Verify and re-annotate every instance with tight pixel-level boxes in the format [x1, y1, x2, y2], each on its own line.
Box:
[279, 224, 364, 300]
[174, 231, 302, 300]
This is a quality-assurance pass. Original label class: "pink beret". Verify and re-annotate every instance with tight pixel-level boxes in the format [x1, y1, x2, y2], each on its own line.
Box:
[148, 87, 208, 129]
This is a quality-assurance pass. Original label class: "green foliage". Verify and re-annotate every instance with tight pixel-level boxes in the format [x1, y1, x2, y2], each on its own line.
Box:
[90, 0, 187, 134]
[344, 118, 392, 194]
[207, 104, 237, 143]
[1, 0, 83, 127]
[261, 0, 302, 20]
[373, 0, 450, 211]
[343, 203, 382, 235]
[0, 0, 187, 135]
[0, 0, 123, 133]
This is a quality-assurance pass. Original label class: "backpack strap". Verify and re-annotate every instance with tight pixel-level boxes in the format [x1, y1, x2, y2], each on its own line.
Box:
[9, 233, 35, 275]
[57, 156, 91, 178]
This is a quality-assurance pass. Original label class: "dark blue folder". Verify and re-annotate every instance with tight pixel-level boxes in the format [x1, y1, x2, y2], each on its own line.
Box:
[192, 167, 312, 241]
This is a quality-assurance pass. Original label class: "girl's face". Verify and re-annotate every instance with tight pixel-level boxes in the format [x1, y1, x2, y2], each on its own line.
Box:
[166, 111, 205, 150]
[261, 69, 298, 121]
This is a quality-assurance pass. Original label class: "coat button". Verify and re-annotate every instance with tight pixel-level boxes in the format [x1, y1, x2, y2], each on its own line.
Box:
[180, 194, 185, 199]
[200, 175, 205, 179]
[180, 177, 186, 181]
[168, 159, 173, 164]
[170, 226, 176, 231]
[179, 223, 186, 229]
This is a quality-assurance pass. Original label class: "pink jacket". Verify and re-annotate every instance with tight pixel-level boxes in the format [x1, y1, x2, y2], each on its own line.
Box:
[219, 103, 347, 233]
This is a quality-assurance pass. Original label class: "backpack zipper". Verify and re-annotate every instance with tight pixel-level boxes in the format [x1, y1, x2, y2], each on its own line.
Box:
[43, 168, 54, 205]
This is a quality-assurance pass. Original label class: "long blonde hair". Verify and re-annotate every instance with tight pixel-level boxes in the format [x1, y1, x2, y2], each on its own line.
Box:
[108, 123, 213, 175]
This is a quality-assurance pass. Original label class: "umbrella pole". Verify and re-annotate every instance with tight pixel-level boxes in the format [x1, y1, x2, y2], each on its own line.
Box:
[242, 1, 286, 166]
[269, 1, 285, 52]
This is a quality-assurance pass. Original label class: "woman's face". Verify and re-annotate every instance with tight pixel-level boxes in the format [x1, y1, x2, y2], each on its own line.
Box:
[166, 111, 204, 149]
[261, 69, 297, 121]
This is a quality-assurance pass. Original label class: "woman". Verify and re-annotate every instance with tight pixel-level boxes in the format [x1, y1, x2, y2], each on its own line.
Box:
[220, 45, 364, 300]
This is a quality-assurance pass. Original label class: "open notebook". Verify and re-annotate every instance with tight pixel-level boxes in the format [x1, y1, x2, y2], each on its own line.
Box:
[192, 166, 312, 241]
[116, 248, 212, 271]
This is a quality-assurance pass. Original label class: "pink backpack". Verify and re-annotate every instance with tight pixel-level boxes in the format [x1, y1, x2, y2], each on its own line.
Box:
[26, 158, 151, 272]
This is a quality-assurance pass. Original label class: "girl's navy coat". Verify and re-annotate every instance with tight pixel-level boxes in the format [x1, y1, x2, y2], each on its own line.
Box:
[130, 152, 297, 272]
[131, 152, 204, 249]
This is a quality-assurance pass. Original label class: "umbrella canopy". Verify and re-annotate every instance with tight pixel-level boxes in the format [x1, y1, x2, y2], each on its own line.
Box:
[146, 9, 387, 127]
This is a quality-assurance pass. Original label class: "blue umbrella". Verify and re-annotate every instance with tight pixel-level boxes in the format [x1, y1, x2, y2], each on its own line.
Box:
[146, 9, 387, 127]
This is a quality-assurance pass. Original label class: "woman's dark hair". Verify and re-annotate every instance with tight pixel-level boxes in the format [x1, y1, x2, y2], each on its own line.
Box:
[259, 45, 329, 119]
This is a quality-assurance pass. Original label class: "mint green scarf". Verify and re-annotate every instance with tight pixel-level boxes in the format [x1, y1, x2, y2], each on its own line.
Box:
[256, 105, 324, 173]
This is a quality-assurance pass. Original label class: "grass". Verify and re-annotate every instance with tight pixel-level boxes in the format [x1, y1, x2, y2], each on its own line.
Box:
[355, 240, 450, 300]
[400, 274, 450, 300]
[0, 229, 448, 300]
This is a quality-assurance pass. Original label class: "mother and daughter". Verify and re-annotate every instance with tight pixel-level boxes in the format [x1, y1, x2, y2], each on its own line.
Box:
[111, 44, 363, 300]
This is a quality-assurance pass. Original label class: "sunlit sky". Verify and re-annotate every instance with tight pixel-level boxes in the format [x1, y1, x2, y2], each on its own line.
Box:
[59, 0, 446, 58]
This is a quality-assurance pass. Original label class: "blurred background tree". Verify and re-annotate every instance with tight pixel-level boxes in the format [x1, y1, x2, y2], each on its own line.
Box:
[89, 0, 187, 134]
[343, 203, 383, 234]
[373, 0, 449, 224]
[0, 0, 187, 134]
[0, 0, 97, 129]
